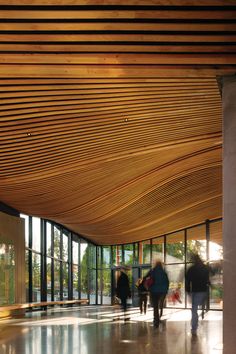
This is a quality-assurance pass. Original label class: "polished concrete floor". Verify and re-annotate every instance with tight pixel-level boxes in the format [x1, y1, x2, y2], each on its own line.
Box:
[0, 306, 222, 354]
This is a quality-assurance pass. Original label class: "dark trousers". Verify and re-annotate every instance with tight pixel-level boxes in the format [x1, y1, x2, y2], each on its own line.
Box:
[120, 296, 128, 312]
[139, 294, 148, 314]
[151, 292, 166, 326]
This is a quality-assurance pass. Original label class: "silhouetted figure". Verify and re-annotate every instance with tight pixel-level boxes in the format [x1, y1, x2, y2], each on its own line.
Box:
[185, 254, 210, 336]
[116, 267, 131, 320]
[146, 260, 169, 328]
[136, 278, 148, 314]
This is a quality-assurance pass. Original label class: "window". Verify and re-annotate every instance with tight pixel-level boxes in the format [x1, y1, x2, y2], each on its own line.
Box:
[0, 243, 15, 305]
[152, 237, 164, 263]
[46, 222, 52, 256]
[32, 252, 41, 302]
[187, 225, 206, 262]
[32, 217, 41, 252]
[80, 241, 88, 299]
[166, 231, 185, 264]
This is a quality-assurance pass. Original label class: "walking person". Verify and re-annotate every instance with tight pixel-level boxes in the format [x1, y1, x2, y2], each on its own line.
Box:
[146, 259, 169, 328]
[136, 278, 148, 314]
[116, 266, 131, 320]
[185, 253, 210, 336]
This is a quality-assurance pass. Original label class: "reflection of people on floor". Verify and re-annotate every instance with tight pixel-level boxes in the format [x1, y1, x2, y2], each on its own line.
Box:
[136, 278, 148, 314]
[116, 266, 131, 320]
[146, 259, 169, 328]
[185, 253, 210, 336]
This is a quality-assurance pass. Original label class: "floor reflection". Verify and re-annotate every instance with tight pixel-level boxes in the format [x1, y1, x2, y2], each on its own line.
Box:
[0, 307, 222, 354]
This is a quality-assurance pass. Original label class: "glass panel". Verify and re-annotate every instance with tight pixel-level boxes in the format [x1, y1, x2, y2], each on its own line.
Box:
[165, 264, 185, 308]
[73, 264, 79, 299]
[133, 243, 139, 264]
[123, 244, 133, 265]
[102, 246, 111, 268]
[103, 269, 111, 305]
[62, 263, 68, 299]
[209, 221, 223, 261]
[46, 222, 52, 256]
[0, 243, 15, 305]
[97, 269, 102, 304]
[209, 261, 223, 310]
[166, 231, 185, 263]
[89, 244, 96, 269]
[80, 241, 88, 299]
[46, 257, 52, 301]
[62, 232, 69, 262]
[53, 226, 61, 260]
[141, 240, 151, 264]
[20, 214, 29, 247]
[32, 217, 41, 252]
[32, 252, 41, 302]
[54, 260, 61, 301]
[152, 237, 164, 263]
[97, 246, 102, 269]
[25, 250, 29, 302]
[187, 225, 206, 261]
[72, 240, 79, 265]
[126, 268, 132, 305]
[89, 269, 96, 305]
[112, 246, 122, 266]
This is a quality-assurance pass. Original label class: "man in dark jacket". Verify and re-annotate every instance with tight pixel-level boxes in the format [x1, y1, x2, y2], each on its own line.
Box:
[116, 267, 131, 318]
[185, 254, 210, 335]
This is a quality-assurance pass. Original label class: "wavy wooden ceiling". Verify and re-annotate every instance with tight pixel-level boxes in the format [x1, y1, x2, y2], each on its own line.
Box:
[0, 1, 234, 245]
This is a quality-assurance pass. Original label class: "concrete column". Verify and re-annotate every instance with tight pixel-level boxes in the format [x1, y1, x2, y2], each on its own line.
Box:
[222, 76, 236, 354]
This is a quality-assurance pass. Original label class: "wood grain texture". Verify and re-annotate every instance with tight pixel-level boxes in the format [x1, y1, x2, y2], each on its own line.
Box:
[0, 3, 228, 244]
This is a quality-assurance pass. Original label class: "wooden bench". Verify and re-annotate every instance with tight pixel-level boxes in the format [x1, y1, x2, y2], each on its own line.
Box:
[0, 299, 89, 318]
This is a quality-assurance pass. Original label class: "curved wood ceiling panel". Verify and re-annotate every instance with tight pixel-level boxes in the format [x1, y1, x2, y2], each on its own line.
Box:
[0, 1, 232, 244]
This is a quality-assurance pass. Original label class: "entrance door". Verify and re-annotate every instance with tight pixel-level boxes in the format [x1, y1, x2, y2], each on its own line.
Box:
[111, 266, 151, 306]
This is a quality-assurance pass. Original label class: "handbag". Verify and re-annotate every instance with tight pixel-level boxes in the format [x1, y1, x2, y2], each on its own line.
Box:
[143, 275, 154, 290]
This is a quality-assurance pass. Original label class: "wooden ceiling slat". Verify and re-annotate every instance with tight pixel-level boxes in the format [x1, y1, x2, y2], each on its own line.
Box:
[0, 9, 235, 20]
[0, 33, 236, 42]
[0, 85, 219, 95]
[0, 22, 235, 32]
[0, 78, 219, 84]
[0, 64, 235, 77]
[1, 44, 236, 53]
[0, 0, 234, 5]
[0, 85, 218, 96]
[1, 53, 236, 65]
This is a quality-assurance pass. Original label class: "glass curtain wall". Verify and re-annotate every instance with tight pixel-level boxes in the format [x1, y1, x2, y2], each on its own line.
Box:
[23, 215, 96, 304]
[23, 214, 222, 309]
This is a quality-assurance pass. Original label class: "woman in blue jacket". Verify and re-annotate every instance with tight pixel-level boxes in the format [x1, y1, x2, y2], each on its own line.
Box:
[146, 260, 169, 328]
